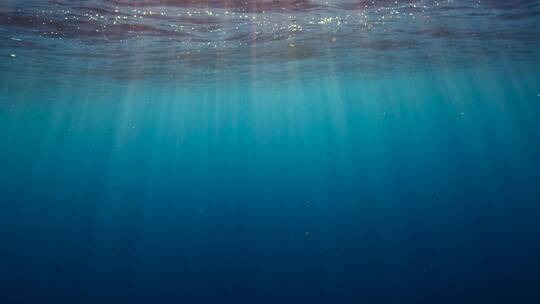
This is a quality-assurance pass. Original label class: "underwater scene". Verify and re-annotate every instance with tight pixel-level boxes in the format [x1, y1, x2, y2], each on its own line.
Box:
[1, 0, 540, 303]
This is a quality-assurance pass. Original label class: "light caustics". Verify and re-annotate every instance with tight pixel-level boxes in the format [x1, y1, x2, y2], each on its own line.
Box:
[1, 0, 539, 83]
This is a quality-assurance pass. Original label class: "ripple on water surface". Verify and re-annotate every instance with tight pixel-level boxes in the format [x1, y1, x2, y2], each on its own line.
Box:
[1, 0, 540, 83]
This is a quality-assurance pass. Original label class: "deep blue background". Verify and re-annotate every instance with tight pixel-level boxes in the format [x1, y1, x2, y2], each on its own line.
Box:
[1, 67, 540, 303]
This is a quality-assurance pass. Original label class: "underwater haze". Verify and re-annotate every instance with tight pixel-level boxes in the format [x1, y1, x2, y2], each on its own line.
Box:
[1, 0, 540, 303]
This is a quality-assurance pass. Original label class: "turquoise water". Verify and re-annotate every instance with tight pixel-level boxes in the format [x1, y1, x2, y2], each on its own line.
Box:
[1, 1, 540, 303]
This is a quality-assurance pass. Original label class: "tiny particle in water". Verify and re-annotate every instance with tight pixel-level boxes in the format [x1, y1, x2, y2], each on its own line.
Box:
[331, 37, 336, 43]
[10, 54, 16, 58]
[11, 37, 22, 42]
[459, 112, 465, 116]
[305, 231, 311, 236]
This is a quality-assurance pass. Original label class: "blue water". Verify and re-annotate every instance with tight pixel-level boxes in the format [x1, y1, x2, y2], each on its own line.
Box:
[1, 1, 540, 303]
